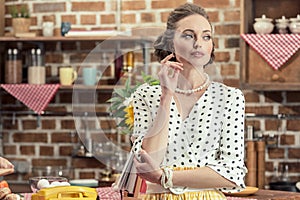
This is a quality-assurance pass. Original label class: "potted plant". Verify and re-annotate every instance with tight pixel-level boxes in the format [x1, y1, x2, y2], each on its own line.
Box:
[10, 5, 31, 35]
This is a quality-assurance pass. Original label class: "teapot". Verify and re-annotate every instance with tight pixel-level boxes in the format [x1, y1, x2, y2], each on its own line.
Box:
[253, 14, 274, 34]
[289, 14, 300, 34]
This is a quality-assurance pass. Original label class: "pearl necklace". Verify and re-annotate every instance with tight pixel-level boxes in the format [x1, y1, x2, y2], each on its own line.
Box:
[175, 73, 210, 94]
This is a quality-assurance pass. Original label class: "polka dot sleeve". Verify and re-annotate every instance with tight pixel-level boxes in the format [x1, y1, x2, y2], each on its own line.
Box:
[207, 88, 247, 192]
[131, 84, 157, 159]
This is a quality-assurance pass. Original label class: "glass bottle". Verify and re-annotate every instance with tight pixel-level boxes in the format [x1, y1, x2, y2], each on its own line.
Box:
[281, 164, 290, 182]
[5, 48, 22, 84]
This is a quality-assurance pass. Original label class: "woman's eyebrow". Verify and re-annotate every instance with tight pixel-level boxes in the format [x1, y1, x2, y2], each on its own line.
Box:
[182, 29, 211, 34]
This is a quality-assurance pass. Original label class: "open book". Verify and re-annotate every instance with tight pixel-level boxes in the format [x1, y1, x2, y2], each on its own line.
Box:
[115, 151, 138, 194]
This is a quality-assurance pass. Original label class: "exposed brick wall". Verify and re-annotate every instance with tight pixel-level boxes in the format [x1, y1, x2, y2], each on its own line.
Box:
[2, 0, 300, 187]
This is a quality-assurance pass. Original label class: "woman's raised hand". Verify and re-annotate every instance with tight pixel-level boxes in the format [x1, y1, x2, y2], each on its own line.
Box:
[158, 54, 183, 94]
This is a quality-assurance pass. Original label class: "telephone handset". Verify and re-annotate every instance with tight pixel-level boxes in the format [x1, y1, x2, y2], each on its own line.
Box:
[31, 186, 98, 200]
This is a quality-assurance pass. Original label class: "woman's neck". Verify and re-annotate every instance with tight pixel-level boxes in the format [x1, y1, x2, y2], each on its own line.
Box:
[177, 65, 206, 90]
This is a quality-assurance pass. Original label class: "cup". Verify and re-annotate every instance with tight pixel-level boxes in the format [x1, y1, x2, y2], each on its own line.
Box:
[61, 22, 71, 36]
[28, 66, 46, 84]
[59, 67, 77, 86]
[42, 22, 54, 37]
[82, 67, 101, 86]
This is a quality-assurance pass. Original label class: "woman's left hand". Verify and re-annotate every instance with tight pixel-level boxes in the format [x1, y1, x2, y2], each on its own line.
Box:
[134, 150, 162, 184]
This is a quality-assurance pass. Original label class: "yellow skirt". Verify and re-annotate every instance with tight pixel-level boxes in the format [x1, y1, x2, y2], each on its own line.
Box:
[142, 190, 226, 200]
[141, 167, 226, 200]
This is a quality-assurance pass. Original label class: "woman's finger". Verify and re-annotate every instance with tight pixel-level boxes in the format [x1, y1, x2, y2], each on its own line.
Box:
[160, 53, 174, 64]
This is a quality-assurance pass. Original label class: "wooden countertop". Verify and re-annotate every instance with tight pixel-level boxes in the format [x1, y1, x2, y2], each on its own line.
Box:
[226, 189, 300, 200]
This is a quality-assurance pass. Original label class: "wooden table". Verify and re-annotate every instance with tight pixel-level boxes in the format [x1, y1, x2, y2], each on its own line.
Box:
[226, 189, 300, 200]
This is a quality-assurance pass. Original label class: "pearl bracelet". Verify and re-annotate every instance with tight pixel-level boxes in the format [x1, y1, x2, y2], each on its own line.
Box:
[160, 167, 173, 189]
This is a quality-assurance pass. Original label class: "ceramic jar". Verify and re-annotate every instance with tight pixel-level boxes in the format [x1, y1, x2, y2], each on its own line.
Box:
[253, 14, 274, 34]
[276, 16, 289, 34]
[289, 14, 300, 34]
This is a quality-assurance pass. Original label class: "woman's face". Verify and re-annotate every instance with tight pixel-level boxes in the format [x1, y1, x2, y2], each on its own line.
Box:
[173, 14, 213, 68]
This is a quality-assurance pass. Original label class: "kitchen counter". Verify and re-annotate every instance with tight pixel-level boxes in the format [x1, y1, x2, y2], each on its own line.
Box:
[226, 189, 300, 200]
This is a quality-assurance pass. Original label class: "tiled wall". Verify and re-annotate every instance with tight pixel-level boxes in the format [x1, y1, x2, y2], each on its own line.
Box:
[2, 0, 300, 187]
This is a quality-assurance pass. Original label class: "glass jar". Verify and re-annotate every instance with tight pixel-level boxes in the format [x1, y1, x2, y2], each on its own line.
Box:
[5, 48, 23, 84]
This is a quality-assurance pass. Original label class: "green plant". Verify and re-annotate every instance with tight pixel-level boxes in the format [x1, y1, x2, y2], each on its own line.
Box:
[107, 72, 159, 135]
[10, 5, 30, 18]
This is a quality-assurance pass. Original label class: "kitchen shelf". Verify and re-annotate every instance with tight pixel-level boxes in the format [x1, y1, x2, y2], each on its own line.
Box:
[240, 0, 300, 91]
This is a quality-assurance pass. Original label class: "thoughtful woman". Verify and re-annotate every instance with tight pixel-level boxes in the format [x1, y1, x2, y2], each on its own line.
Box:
[131, 3, 247, 200]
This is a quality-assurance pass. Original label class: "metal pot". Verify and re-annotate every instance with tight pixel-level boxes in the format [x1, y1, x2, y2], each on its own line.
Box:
[269, 181, 300, 192]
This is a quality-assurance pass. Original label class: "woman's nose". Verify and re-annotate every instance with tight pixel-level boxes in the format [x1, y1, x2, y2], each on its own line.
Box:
[193, 39, 202, 49]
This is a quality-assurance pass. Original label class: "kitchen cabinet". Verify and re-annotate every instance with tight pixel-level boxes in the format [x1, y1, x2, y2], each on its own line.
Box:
[240, 0, 300, 91]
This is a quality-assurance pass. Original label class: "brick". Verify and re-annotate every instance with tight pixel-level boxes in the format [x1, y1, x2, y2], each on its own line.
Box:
[61, 120, 76, 130]
[243, 91, 260, 103]
[22, 120, 38, 130]
[214, 52, 230, 62]
[245, 106, 273, 115]
[101, 14, 115, 24]
[265, 119, 281, 131]
[160, 11, 170, 23]
[52, 132, 73, 143]
[286, 120, 300, 131]
[72, 2, 105, 12]
[224, 10, 240, 21]
[121, 13, 136, 24]
[207, 11, 219, 23]
[42, 15, 55, 23]
[80, 15, 96, 25]
[72, 157, 105, 168]
[2, 119, 18, 130]
[288, 148, 300, 159]
[151, 0, 186, 9]
[20, 145, 35, 155]
[79, 172, 95, 179]
[3, 145, 17, 155]
[45, 53, 63, 63]
[278, 106, 300, 115]
[234, 49, 240, 61]
[61, 15, 76, 25]
[41, 119, 56, 129]
[225, 38, 240, 48]
[59, 146, 73, 156]
[100, 119, 116, 130]
[33, 3, 65, 13]
[141, 12, 155, 23]
[32, 159, 67, 167]
[122, 1, 146, 10]
[194, 0, 230, 8]
[220, 64, 236, 76]
[13, 133, 48, 143]
[40, 146, 54, 156]
[214, 24, 240, 35]
[222, 78, 240, 88]
[268, 147, 285, 159]
[280, 134, 295, 145]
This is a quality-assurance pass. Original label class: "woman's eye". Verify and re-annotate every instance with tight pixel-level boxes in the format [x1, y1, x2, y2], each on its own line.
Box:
[203, 35, 211, 41]
[182, 33, 194, 39]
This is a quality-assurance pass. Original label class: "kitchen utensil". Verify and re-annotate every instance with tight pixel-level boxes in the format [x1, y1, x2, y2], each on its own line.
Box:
[253, 14, 274, 34]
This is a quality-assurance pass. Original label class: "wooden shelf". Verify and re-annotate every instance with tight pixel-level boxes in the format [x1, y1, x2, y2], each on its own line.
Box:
[0, 35, 154, 42]
[240, 0, 300, 91]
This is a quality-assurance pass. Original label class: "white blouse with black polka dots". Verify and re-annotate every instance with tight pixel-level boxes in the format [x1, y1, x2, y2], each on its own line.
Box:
[132, 81, 248, 192]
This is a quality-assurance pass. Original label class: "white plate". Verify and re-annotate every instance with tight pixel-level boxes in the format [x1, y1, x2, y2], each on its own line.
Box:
[69, 179, 98, 187]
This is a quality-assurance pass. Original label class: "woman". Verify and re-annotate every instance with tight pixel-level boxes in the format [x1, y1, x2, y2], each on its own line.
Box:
[132, 3, 247, 199]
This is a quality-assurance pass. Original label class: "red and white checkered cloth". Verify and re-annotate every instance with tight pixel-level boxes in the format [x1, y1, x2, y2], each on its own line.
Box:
[96, 187, 122, 199]
[1, 84, 60, 115]
[241, 34, 300, 70]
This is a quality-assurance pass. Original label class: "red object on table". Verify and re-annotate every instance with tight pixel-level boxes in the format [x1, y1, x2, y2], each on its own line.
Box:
[241, 34, 300, 70]
[1, 84, 60, 115]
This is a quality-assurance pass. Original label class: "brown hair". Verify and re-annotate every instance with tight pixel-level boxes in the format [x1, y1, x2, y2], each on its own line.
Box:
[154, 3, 215, 66]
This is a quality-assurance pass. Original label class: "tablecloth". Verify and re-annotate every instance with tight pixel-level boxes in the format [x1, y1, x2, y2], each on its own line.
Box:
[241, 34, 300, 70]
[0, 84, 60, 115]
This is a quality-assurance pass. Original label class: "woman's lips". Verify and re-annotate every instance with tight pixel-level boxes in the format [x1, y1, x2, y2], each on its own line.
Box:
[191, 51, 205, 57]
